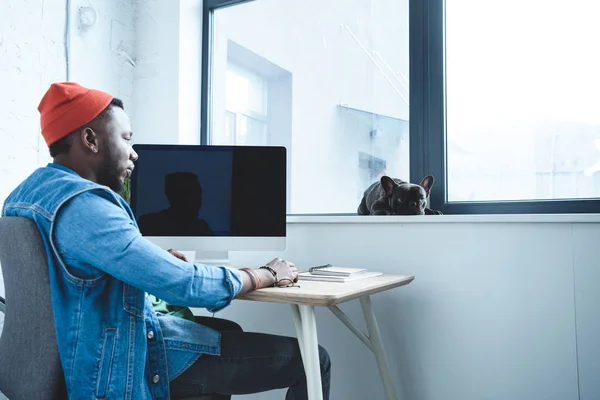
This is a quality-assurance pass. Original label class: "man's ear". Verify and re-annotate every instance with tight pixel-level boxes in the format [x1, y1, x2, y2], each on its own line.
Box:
[80, 127, 99, 153]
[380, 176, 396, 197]
[420, 175, 435, 196]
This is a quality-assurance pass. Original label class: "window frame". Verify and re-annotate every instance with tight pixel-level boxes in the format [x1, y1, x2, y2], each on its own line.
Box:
[202, 0, 600, 215]
[201, 0, 257, 145]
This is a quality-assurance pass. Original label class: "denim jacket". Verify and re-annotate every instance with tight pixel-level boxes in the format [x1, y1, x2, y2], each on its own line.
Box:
[2, 164, 243, 399]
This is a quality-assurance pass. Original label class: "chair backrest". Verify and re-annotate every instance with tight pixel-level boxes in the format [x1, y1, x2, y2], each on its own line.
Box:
[0, 217, 67, 400]
[0, 216, 219, 400]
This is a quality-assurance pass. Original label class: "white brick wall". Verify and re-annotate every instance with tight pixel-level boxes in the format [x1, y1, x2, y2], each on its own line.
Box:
[0, 0, 65, 205]
[68, 0, 137, 115]
[0, 0, 137, 297]
[0, 0, 137, 205]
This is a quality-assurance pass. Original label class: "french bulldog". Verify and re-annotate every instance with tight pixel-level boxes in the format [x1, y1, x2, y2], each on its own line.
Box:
[357, 175, 442, 215]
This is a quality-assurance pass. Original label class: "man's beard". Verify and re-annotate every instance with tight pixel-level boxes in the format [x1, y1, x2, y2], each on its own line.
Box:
[97, 157, 124, 193]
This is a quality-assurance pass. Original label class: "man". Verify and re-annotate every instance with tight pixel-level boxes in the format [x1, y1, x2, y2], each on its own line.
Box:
[1, 82, 331, 399]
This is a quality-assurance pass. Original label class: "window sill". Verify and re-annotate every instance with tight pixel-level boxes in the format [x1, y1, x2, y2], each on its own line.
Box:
[286, 214, 600, 224]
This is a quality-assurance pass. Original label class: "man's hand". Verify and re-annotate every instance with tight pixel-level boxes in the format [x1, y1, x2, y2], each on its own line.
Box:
[237, 258, 299, 295]
[168, 249, 188, 262]
[265, 258, 298, 287]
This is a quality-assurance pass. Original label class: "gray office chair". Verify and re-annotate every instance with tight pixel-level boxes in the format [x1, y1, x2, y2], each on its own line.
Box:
[0, 217, 219, 400]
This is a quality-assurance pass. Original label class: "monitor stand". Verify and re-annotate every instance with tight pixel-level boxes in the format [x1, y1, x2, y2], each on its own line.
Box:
[193, 251, 231, 266]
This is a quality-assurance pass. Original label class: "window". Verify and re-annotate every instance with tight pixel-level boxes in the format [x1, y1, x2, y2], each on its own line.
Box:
[411, 0, 600, 214]
[216, 64, 269, 145]
[203, 0, 410, 214]
[205, 0, 599, 214]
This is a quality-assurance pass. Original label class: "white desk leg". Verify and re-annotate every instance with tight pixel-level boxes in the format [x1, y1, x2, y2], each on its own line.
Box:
[290, 304, 324, 400]
[360, 296, 399, 400]
[290, 304, 306, 362]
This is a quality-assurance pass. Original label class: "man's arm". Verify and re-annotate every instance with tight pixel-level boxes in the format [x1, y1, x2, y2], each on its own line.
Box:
[54, 191, 275, 311]
[167, 249, 275, 297]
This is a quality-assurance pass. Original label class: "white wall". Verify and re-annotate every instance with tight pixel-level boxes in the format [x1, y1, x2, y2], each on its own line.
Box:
[178, 0, 203, 145]
[572, 223, 600, 400]
[193, 217, 600, 400]
[67, 0, 137, 111]
[0, 0, 137, 294]
[132, 0, 202, 146]
[0, 0, 137, 203]
[0, 0, 64, 209]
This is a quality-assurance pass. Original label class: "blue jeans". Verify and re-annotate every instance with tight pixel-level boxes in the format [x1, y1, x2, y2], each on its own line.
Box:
[169, 317, 331, 399]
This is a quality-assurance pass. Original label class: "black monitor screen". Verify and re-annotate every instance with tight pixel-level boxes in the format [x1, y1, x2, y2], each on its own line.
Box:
[130, 145, 286, 237]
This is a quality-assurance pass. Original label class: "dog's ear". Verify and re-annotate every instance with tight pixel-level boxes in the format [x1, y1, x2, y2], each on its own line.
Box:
[380, 176, 396, 197]
[419, 175, 435, 196]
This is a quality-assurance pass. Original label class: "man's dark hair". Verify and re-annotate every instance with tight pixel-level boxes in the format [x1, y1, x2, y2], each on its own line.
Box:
[48, 98, 124, 158]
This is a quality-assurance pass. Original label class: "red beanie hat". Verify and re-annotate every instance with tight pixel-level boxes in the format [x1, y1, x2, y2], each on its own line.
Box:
[38, 82, 114, 147]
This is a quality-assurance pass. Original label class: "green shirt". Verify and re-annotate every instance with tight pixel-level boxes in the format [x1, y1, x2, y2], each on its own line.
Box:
[149, 295, 195, 322]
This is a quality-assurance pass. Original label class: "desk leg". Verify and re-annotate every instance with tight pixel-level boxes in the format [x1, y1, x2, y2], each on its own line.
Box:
[360, 296, 399, 400]
[290, 304, 324, 400]
[290, 304, 306, 361]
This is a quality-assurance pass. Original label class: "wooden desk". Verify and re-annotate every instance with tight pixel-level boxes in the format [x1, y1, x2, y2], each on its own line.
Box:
[240, 274, 415, 400]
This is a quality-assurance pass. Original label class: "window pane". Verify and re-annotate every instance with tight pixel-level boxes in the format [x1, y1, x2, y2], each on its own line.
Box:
[211, 0, 410, 213]
[236, 114, 268, 145]
[446, 0, 600, 202]
[225, 64, 267, 115]
[224, 111, 236, 142]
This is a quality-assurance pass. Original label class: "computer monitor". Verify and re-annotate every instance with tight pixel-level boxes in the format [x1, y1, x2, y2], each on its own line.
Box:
[130, 145, 286, 264]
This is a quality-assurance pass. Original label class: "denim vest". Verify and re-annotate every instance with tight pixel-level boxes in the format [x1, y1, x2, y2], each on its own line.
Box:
[2, 164, 242, 399]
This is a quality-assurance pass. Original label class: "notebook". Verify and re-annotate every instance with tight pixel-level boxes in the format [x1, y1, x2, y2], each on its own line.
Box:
[308, 265, 367, 277]
[298, 271, 383, 283]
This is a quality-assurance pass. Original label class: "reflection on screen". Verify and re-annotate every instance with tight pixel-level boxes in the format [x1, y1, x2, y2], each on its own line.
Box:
[138, 172, 215, 236]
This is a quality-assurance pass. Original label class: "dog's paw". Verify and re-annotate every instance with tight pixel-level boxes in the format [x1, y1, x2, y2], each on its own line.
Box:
[425, 208, 443, 215]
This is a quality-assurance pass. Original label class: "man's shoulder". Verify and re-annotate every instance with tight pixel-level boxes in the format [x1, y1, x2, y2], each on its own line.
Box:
[3, 165, 119, 219]
[7, 164, 97, 197]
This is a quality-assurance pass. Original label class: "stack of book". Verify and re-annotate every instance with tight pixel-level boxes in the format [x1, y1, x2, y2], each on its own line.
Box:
[298, 265, 382, 283]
